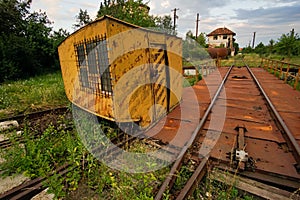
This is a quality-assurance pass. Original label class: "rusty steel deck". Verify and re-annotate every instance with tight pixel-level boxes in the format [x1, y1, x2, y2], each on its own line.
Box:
[142, 65, 300, 199]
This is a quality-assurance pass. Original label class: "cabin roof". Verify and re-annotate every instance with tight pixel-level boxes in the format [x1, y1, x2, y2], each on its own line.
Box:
[59, 15, 181, 47]
[207, 27, 236, 36]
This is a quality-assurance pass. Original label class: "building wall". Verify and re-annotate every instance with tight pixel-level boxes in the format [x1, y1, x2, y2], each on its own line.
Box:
[207, 34, 234, 49]
[108, 18, 182, 127]
[58, 18, 115, 121]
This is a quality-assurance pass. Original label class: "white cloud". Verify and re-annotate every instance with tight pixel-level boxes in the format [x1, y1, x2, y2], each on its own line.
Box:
[29, 0, 300, 47]
[161, 1, 170, 8]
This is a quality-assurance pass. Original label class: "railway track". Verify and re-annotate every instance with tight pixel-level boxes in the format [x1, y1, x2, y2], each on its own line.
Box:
[0, 107, 72, 199]
[153, 62, 300, 199]
[1, 61, 300, 199]
[0, 107, 70, 149]
[0, 107, 163, 199]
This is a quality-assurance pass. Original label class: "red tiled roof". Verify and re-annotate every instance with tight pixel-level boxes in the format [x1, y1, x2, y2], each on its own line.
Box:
[207, 27, 236, 36]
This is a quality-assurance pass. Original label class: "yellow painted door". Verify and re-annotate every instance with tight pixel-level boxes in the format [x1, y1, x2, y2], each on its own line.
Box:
[149, 43, 170, 122]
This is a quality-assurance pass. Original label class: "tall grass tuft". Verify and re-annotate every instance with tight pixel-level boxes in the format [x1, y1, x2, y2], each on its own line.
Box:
[0, 71, 68, 118]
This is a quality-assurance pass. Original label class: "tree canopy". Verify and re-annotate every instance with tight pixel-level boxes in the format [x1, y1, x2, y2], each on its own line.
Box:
[0, 0, 68, 82]
[97, 0, 155, 27]
[242, 29, 300, 57]
[97, 0, 174, 31]
[73, 9, 92, 30]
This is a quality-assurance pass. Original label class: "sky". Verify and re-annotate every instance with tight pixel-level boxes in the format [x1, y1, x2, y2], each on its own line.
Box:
[30, 0, 300, 47]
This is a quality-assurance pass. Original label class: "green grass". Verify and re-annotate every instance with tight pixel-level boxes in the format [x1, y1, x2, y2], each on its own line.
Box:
[220, 53, 262, 67]
[265, 59, 300, 91]
[266, 54, 300, 65]
[0, 112, 170, 199]
[0, 71, 69, 118]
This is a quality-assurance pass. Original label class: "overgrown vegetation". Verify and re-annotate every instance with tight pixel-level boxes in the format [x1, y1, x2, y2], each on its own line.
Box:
[196, 170, 255, 200]
[242, 29, 300, 59]
[74, 0, 175, 34]
[0, 71, 68, 118]
[0, 0, 69, 82]
[221, 53, 262, 67]
[266, 68, 300, 91]
[0, 113, 169, 199]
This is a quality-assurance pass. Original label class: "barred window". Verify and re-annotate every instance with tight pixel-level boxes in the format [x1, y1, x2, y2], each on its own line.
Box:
[96, 40, 112, 93]
[74, 35, 112, 96]
[86, 43, 98, 74]
[76, 44, 89, 88]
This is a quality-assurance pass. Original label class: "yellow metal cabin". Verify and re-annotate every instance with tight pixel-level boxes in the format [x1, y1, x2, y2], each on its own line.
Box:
[58, 15, 182, 128]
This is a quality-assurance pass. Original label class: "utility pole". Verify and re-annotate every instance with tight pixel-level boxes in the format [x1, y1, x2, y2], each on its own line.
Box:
[252, 32, 256, 49]
[172, 8, 179, 31]
[195, 13, 200, 39]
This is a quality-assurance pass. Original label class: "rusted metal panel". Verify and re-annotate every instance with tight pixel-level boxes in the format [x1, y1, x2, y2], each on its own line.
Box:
[166, 35, 183, 109]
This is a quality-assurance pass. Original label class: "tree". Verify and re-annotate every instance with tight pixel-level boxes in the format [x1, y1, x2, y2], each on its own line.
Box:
[73, 9, 92, 30]
[276, 29, 299, 57]
[185, 30, 207, 47]
[154, 15, 174, 34]
[24, 11, 54, 73]
[196, 33, 207, 47]
[183, 31, 209, 61]
[0, 0, 31, 35]
[50, 28, 69, 69]
[254, 42, 267, 56]
[0, 0, 66, 82]
[268, 39, 275, 54]
[97, 0, 155, 27]
[233, 42, 239, 55]
[241, 46, 253, 54]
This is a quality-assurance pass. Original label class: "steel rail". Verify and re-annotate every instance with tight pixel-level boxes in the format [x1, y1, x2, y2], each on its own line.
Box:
[177, 62, 300, 199]
[245, 65, 300, 168]
[155, 66, 234, 200]
[0, 106, 68, 123]
[0, 163, 71, 200]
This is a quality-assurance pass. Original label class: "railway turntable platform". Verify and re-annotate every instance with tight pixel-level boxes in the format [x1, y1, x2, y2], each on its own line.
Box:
[141, 66, 300, 199]
[251, 68, 300, 146]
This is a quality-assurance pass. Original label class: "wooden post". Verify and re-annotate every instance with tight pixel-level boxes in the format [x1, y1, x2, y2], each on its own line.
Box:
[196, 66, 199, 81]
[274, 61, 279, 75]
[280, 62, 284, 79]
[294, 68, 300, 89]
[284, 64, 290, 83]
[266, 59, 269, 70]
[270, 60, 274, 71]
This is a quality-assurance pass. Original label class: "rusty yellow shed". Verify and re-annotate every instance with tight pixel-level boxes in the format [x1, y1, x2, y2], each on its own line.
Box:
[58, 15, 182, 128]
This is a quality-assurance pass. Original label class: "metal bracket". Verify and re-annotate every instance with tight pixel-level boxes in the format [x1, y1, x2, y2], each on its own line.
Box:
[236, 150, 248, 162]
[230, 125, 254, 170]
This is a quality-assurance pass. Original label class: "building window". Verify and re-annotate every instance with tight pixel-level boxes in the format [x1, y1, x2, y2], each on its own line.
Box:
[223, 35, 228, 39]
[74, 34, 112, 96]
[213, 35, 218, 40]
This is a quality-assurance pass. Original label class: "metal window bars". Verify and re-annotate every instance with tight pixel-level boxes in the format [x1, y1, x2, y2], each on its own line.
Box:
[74, 34, 112, 97]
